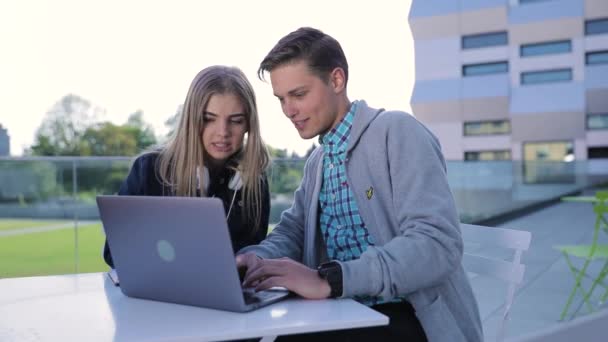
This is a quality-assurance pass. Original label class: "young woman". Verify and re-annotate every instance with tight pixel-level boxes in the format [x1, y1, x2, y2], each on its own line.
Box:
[103, 65, 271, 268]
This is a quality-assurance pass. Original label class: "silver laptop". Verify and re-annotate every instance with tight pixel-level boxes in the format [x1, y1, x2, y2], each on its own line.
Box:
[96, 195, 290, 312]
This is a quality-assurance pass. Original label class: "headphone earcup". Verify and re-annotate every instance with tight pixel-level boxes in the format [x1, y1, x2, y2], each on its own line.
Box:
[228, 171, 243, 191]
[201, 167, 210, 194]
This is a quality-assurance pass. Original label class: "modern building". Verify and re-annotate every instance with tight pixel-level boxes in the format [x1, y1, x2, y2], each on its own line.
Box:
[409, 0, 608, 162]
[0, 124, 9, 156]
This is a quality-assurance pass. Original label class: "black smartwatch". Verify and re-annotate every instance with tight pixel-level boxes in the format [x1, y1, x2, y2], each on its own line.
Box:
[317, 261, 343, 298]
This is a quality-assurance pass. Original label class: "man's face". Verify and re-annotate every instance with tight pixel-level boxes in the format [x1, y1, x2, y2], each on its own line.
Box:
[269, 61, 344, 139]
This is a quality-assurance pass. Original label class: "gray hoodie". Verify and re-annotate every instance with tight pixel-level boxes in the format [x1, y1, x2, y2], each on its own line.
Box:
[240, 100, 483, 342]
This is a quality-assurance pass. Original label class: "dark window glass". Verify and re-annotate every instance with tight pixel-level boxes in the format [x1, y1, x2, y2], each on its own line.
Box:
[462, 32, 508, 49]
[520, 40, 571, 57]
[588, 147, 608, 159]
[586, 18, 608, 35]
[519, 0, 550, 3]
[463, 61, 508, 76]
[521, 68, 572, 85]
[586, 51, 608, 65]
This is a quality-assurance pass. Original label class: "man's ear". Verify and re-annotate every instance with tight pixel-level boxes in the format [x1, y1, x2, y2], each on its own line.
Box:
[329, 67, 346, 93]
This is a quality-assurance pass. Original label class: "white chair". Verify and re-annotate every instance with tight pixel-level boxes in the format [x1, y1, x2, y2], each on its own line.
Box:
[461, 223, 533, 342]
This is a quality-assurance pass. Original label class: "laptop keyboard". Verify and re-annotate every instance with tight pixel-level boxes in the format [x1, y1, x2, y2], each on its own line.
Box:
[242, 288, 285, 305]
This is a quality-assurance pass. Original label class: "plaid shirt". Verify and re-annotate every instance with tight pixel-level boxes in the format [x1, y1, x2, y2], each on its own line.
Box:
[319, 101, 392, 305]
[319, 101, 374, 261]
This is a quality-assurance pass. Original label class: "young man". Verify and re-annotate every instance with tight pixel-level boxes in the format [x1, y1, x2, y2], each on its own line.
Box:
[237, 27, 482, 342]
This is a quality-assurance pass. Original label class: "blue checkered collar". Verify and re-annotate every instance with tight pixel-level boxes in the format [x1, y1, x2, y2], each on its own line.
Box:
[319, 101, 358, 152]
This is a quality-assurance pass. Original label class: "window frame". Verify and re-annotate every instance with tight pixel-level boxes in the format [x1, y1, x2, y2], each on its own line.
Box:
[464, 150, 512, 161]
[520, 40, 571, 57]
[520, 68, 572, 85]
[462, 31, 508, 50]
[587, 113, 608, 130]
[463, 120, 511, 136]
[586, 50, 608, 65]
[585, 18, 608, 36]
[462, 61, 509, 77]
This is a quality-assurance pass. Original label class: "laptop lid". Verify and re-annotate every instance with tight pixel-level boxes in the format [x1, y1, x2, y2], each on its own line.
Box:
[97, 195, 288, 312]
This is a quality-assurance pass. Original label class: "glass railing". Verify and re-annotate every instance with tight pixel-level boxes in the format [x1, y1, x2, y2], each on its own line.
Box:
[447, 160, 608, 223]
[1, 156, 607, 278]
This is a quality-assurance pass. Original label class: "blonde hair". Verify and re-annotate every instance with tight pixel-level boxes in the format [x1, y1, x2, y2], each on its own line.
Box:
[156, 65, 270, 229]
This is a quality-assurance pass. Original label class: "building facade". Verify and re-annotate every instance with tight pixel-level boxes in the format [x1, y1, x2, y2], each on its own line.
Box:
[0, 124, 9, 156]
[409, 0, 608, 161]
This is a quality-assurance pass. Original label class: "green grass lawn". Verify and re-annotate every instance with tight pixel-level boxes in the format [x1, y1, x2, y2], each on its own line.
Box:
[0, 219, 73, 231]
[0, 223, 108, 278]
[0, 220, 275, 279]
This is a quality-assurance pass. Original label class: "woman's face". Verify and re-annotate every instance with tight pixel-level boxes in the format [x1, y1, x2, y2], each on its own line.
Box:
[201, 93, 248, 167]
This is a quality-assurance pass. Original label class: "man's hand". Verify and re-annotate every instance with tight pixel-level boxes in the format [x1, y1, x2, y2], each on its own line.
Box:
[237, 254, 331, 300]
[235, 253, 262, 282]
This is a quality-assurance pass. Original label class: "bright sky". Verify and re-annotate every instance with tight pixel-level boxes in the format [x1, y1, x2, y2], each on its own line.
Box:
[0, 0, 414, 157]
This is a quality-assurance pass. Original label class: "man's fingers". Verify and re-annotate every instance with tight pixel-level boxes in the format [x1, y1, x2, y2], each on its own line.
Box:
[242, 257, 265, 284]
[235, 254, 245, 267]
[243, 263, 276, 286]
[243, 261, 289, 287]
[255, 275, 285, 292]
[237, 253, 261, 274]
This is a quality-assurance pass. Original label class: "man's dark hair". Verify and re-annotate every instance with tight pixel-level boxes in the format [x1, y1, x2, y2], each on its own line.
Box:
[258, 27, 349, 85]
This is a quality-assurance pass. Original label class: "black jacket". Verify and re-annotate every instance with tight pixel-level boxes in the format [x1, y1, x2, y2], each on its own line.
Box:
[103, 152, 270, 268]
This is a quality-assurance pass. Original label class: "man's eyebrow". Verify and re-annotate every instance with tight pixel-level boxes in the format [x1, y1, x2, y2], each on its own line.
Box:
[274, 86, 307, 98]
[288, 86, 307, 95]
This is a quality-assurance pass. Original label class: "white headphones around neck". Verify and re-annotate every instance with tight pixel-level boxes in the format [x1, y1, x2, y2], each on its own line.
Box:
[198, 167, 242, 220]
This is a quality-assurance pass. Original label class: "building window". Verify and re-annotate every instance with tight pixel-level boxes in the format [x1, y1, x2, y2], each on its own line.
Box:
[587, 113, 608, 130]
[465, 150, 511, 161]
[588, 147, 608, 159]
[463, 61, 508, 76]
[462, 32, 508, 49]
[523, 141, 575, 184]
[464, 120, 511, 136]
[524, 141, 574, 162]
[520, 40, 571, 57]
[586, 18, 608, 35]
[586, 50, 608, 65]
[520, 68, 572, 85]
[519, 0, 551, 3]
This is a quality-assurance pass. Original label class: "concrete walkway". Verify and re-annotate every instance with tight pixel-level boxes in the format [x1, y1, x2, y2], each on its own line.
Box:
[0, 221, 99, 237]
[474, 191, 607, 341]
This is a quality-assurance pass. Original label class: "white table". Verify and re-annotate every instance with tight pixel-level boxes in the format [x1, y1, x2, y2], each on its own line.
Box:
[0, 273, 388, 341]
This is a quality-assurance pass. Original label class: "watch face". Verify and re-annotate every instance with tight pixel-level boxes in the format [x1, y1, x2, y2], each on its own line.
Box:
[318, 262, 343, 298]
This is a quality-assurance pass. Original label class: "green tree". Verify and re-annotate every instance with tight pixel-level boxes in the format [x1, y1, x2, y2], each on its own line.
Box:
[29, 95, 157, 157]
[267, 145, 289, 159]
[80, 122, 139, 156]
[29, 94, 103, 156]
[164, 105, 183, 139]
[266, 144, 305, 195]
[125, 110, 157, 151]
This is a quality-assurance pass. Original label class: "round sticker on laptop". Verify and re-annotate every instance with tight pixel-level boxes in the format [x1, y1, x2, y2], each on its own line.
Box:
[157, 240, 176, 262]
